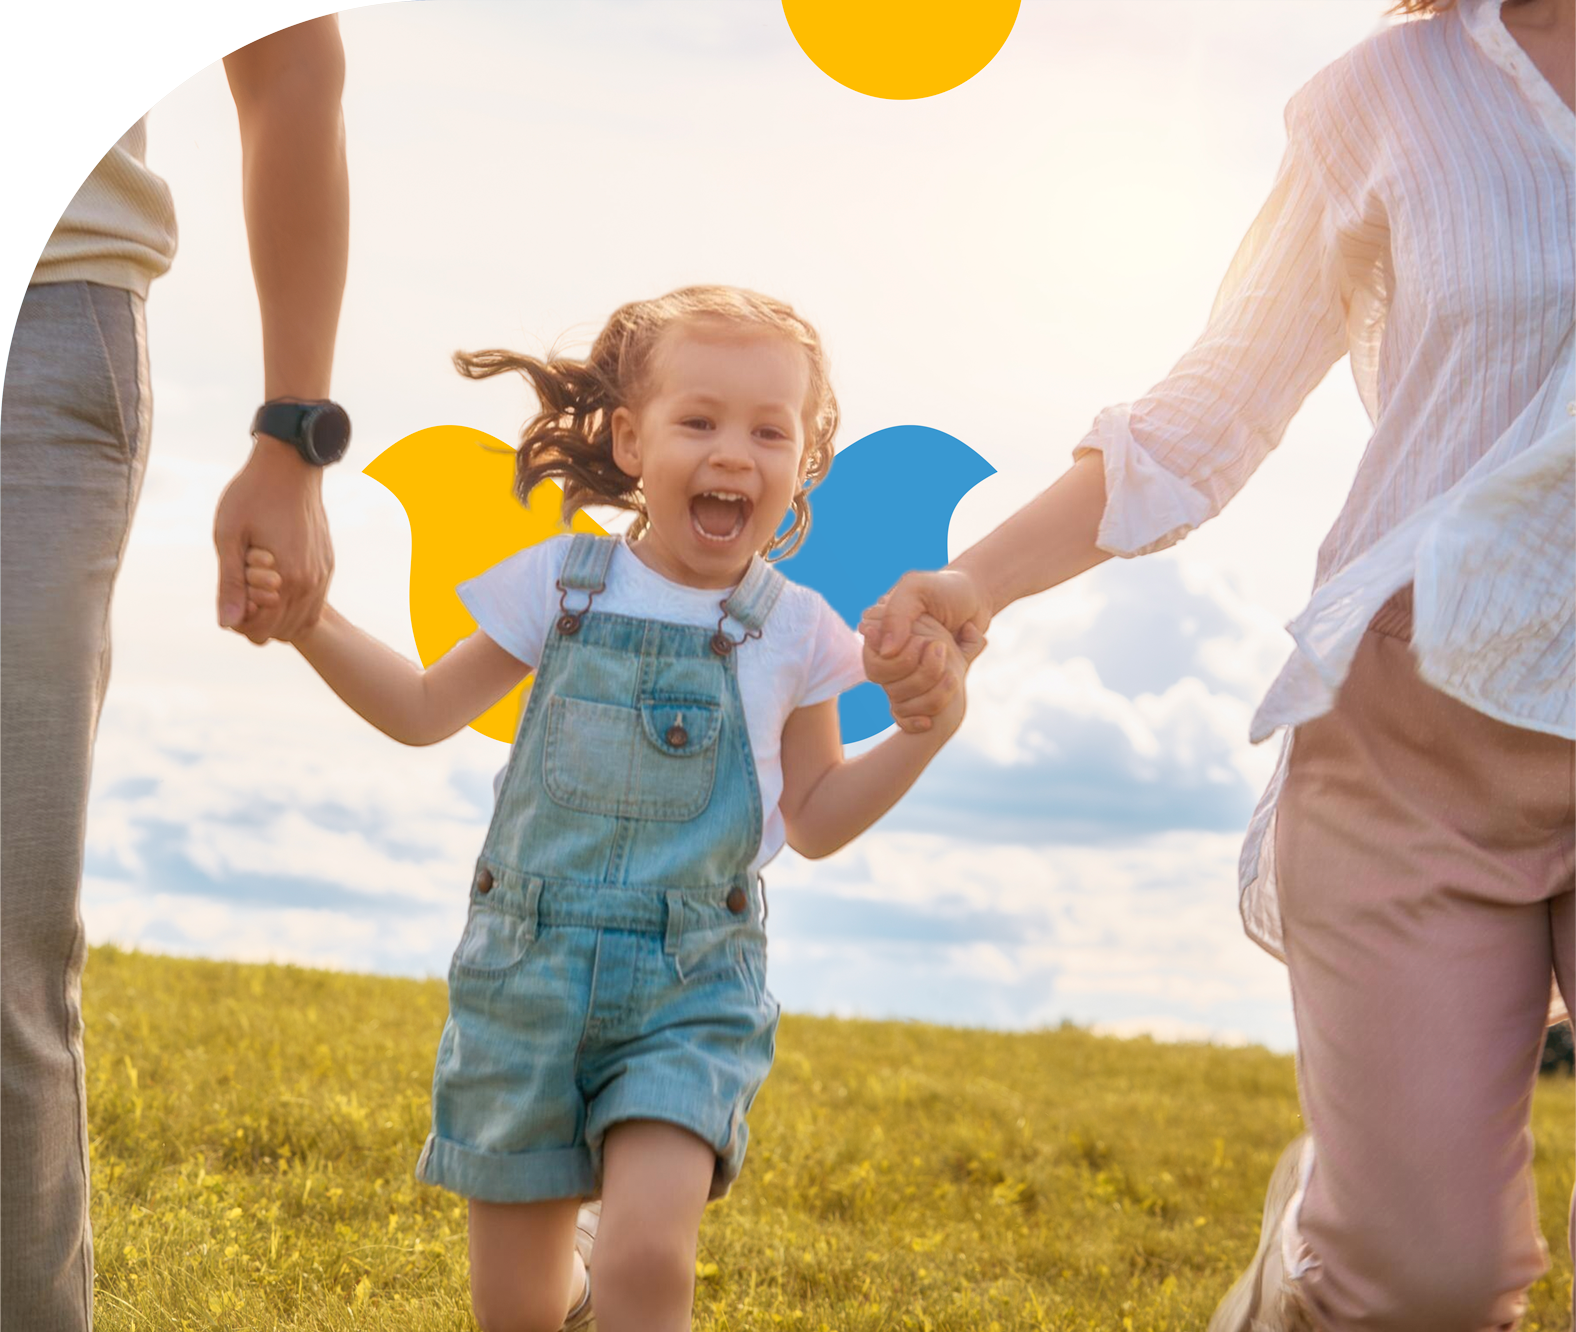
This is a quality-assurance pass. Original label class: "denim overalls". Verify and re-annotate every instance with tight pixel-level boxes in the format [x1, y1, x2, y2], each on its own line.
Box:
[416, 534, 784, 1204]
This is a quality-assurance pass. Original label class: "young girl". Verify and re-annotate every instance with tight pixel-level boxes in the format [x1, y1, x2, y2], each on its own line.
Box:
[245, 286, 979, 1332]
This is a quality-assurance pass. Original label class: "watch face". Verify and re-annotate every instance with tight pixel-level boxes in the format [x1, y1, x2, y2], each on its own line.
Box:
[303, 403, 352, 464]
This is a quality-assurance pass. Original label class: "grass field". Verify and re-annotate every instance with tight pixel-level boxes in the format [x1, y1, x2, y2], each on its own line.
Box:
[83, 945, 1572, 1330]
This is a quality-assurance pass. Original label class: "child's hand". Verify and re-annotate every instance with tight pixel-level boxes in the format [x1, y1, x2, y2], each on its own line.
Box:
[861, 574, 989, 734]
[895, 613, 985, 738]
[861, 602, 986, 736]
[243, 547, 284, 631]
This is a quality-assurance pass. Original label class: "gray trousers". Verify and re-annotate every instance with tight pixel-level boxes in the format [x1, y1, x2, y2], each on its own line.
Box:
[2, 281, 151, 1332]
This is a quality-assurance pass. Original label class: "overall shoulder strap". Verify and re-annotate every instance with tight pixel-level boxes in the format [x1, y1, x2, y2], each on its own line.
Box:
[557, 533, 617, 592]
[720, 555, 787, 635]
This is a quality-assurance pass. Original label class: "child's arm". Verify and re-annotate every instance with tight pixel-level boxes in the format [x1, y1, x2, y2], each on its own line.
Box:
[778, 616, 982, 860]
[245, 548, 529, 745]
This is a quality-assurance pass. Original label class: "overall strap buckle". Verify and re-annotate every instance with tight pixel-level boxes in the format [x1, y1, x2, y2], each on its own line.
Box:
[710, 555, 786, 657]
[554, 534, 616, 635]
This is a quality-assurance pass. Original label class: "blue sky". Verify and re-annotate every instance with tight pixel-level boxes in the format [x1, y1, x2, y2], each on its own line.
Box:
[3, 0, 1396, 1052]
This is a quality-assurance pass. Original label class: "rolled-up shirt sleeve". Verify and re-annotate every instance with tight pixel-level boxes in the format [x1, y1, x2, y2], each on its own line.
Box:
[1076, 101, 1359, 557]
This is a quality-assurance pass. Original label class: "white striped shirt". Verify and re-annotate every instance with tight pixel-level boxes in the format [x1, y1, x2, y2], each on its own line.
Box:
[1072, 0, 1575, 960]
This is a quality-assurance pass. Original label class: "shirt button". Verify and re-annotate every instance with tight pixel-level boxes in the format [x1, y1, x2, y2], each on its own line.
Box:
[726, 885, 748, 915]
[666, 721, 689, 748]
[1566, 400, 1575, 416]
[475, 868, 494, 895]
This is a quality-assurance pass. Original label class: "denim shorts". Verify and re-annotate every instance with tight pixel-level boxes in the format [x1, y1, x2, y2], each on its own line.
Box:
[415, 864, 779, 1203]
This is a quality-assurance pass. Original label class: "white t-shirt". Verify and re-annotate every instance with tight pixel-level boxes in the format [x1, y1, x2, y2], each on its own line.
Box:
[459, 536, 867, 874]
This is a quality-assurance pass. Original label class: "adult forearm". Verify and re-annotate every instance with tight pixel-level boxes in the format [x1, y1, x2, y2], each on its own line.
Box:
[950, 449, 1112, 624]
[226, 18, 348, 401]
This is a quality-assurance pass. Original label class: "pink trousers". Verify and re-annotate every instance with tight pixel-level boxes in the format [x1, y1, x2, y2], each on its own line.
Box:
[1277, 594, 1574, 1331]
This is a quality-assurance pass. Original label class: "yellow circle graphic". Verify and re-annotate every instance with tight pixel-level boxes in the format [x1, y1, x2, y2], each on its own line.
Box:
[784, 0, 1020, 100]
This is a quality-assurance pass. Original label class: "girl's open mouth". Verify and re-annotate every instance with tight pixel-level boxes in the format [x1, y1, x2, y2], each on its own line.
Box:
[690, 491, 753, 543]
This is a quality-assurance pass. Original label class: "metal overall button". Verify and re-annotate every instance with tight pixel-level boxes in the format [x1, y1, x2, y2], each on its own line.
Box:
[554, 573, 606, 637]
[475, 867, 494, 895]
[639, 699, 720, 759]
[726, 885, 748, 915]
[711, 600, 763, 658]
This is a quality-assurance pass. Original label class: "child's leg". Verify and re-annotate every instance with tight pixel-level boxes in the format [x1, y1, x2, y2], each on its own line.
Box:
[467, 1198, 584, 1332]
[594, 1120, 717, 1332]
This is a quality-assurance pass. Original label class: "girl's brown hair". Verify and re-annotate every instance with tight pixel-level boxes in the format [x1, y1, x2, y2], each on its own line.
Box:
[455, 286, 839, 561]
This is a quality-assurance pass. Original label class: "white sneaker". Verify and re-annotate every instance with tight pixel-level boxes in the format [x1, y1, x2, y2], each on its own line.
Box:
[1207, 1136, 1318, 1332]
[561, 1200, 600, 1331]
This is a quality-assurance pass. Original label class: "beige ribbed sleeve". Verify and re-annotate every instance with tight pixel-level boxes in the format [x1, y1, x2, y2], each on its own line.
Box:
[33, 118, 177, 298]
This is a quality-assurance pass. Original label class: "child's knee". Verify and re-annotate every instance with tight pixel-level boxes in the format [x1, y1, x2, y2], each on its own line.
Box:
[595, 1226, 694, 1305]
[470, 1278, 571, 1332]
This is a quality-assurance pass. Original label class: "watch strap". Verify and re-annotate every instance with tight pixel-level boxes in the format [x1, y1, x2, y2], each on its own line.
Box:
[252, 401, 313, 449]
[251, 399, 350, 466]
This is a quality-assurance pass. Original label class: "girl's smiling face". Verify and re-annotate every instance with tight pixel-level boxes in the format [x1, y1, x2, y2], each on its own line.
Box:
[612, 320, 812, 589]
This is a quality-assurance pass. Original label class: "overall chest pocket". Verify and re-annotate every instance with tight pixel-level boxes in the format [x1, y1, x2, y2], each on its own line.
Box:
[544, 694, 722, 821]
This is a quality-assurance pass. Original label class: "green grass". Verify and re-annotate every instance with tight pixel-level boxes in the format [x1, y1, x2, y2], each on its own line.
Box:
[84, 945, 1572, 1330]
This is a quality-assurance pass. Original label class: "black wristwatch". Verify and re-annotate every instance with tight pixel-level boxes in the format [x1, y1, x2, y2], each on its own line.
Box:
[251, 399, 352, 467]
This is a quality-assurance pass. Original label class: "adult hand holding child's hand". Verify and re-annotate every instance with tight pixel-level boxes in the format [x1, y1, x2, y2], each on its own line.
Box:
[898, 612, 986, 737]
[214, 440, 334, 644]
[860, 570, 991, 733]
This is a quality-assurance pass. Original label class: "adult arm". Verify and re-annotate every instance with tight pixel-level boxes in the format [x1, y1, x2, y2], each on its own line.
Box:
[860, 452, 1110, 728]
[213, 15, 349, 643]
[868, 97, 1362, 727]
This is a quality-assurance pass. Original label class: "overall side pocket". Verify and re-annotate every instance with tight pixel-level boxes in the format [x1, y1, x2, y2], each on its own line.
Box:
[449, 898, 534, 981]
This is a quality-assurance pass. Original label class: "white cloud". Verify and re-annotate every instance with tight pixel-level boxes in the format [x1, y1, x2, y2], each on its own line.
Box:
[86, 878, 445, 977]
[761, 831, 1293, 1048]
[855, 551, 1290, 844]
